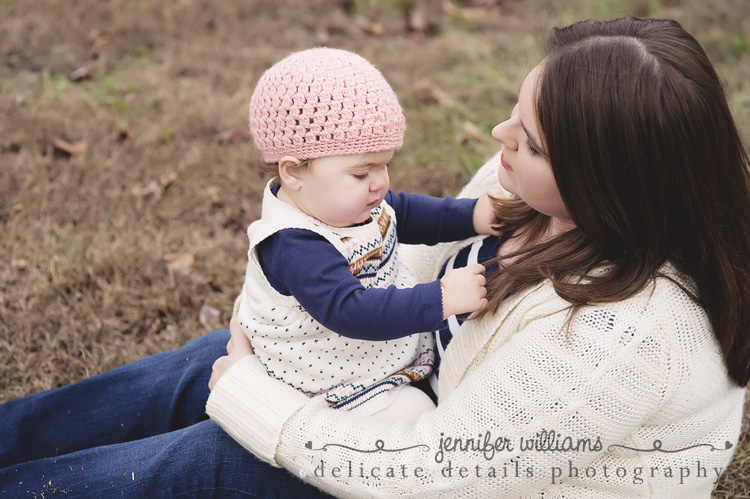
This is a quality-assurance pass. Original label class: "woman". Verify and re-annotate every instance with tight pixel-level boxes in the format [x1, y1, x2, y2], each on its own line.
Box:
[2, 17, 749, 498]
[207, 17, 750, 497]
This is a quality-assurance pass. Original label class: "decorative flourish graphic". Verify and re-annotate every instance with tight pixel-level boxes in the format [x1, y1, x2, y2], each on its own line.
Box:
[306, 439, 430, 454]
[607, 439, 733, 454]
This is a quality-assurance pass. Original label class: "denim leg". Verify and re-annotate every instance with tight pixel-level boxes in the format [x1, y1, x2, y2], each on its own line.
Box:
[0, 420, 334, 499]
[0, 329, 230, 469]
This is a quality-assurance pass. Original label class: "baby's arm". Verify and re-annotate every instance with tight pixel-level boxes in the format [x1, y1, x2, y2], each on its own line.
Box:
[259, 230, 443, 340]
[386, 191, 477, 245]
[258, 230, 488, 339]
[386, 190, 501, 245]
[472, 193, 503, 236]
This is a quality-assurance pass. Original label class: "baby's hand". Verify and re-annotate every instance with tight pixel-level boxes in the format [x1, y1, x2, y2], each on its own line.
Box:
[473, 194, 503, 236]
[440, 263, 488, 319]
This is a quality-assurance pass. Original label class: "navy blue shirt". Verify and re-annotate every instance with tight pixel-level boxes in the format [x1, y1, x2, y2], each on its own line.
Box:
[435, 236, 504, 367]
[257, 187, 479, 342]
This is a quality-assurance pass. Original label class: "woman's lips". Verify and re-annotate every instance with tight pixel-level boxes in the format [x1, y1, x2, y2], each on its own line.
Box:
[500, 152, 512, 170]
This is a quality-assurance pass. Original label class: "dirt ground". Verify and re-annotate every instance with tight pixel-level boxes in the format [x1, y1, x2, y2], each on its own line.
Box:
[1, 0, 749, 496]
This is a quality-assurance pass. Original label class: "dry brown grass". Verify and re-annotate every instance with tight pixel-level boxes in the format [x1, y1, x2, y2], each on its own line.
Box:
[1, 0, 749, 496]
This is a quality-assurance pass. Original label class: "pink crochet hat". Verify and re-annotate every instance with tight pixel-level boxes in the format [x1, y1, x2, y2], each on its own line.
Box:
[249, 47, 406, 164]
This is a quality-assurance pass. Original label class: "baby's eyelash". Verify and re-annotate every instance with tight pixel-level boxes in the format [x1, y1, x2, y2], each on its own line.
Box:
[354, 163, 390, 180]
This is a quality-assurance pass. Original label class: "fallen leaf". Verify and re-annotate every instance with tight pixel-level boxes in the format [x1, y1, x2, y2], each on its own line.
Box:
[51, 138, 88, 156]
[160, 171, 177, 188]
[215, 129, 251, 144]
[162, 253, 195, 272]
[131, 171, 177, 197]
[86, 28, 103, 43]
[411, 80, 451, 106]
[131, 181, 159, 197]
[462, 121, 489, 142]
[408, 9, 428, 34]
[442, 1, 500, 20]
[69, 66, 91, 82]
[199, 304, 221, 328]
[315, 28, 330, 45]
[355, 17, 384, 36]
[87, 28, 110, 52]
[37, 157, 53, 169]
[11, 259, 29, 270]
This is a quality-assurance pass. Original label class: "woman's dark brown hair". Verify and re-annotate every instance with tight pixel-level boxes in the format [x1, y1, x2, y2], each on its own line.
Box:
[481, 18, 750, 386]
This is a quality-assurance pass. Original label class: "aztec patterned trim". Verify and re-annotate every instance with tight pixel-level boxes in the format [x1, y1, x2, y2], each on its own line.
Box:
[326, 348, 435, 410]
[347, 247, 383, 276]
[340, 207, 394, 278]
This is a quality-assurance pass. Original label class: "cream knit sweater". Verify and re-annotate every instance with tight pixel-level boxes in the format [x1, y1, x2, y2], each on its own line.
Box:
[207, 152, 746, 498]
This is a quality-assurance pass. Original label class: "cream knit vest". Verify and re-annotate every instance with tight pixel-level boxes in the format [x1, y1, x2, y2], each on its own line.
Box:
[236, 181, 435, 413]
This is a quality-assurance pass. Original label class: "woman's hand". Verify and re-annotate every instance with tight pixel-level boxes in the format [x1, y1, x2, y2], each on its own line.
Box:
[208, 316, 254, 391]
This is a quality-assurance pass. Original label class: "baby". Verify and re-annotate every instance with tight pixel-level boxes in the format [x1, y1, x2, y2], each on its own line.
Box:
[235, 48, 497, 420]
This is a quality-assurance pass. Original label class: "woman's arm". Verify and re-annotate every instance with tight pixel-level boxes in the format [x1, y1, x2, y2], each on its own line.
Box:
[208, 285, 679, 497]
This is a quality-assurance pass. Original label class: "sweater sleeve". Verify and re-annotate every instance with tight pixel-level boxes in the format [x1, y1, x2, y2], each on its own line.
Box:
[385, 190, 478, 245]
[207, 290, 681, 497]
[258, 229, 445, 341]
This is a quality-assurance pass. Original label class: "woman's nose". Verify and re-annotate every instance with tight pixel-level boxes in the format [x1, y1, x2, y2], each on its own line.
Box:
[491, 120, 517, 150]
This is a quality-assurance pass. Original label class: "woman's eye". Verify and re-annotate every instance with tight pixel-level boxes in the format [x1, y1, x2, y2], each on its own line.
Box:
[525, 141, 540, 157]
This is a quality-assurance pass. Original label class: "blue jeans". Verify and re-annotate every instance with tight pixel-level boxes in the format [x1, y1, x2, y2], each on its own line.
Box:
[0, 330, 335, 498]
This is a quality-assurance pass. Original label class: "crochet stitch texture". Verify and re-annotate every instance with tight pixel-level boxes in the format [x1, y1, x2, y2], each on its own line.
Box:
[249, 47, 406, 163]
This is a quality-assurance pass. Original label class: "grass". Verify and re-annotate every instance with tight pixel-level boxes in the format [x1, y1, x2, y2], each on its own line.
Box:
[1, 0, 749, 496]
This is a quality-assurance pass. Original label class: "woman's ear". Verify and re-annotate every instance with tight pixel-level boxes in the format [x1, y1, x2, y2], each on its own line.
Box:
[278, 156, 305, 191]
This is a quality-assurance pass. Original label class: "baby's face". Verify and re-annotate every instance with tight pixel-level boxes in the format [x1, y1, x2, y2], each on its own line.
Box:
[293, 149, 394, 227]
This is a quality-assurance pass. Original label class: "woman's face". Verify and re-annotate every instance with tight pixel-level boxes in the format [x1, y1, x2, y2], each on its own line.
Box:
[491, 65, 574, 233]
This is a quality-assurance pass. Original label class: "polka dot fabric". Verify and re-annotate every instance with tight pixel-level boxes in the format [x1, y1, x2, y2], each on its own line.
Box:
[249, 47, 406, 163]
